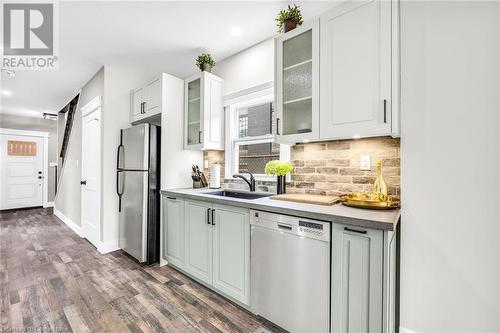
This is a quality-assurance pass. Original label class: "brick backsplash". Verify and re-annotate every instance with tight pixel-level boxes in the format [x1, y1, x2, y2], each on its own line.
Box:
[203, 136, 400, 197]
[289, 137, 400, 197]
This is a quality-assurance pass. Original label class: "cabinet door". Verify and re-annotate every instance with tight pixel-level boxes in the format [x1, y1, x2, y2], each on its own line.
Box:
[163, 196, 184, 268]
[144, 77, 162, 116]
[320, 0, 392, 140]
[202, 73, 224, 150]
[275, 19, 319, 143]
[131, 87, 144, 122]
[185, 77, 203, 149]
[184, 200, 212, 284]
[212, 205, 250, 305]
[332, 224, 383, 333]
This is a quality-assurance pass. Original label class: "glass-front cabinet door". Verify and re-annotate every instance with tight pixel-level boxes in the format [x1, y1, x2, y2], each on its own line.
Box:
[186, 78, 202, 147]
[275, 19, 319, 143]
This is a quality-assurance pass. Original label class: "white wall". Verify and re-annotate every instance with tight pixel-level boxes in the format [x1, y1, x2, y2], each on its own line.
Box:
[400, 1, 500, 332]
[212, 38, 274, 95]
[55, 67, 104, 226]
[100, 64, 156, 248]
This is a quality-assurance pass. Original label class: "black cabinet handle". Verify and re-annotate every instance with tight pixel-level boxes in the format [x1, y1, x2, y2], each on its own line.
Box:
[80, 180, 87, 185]
[207, 208, 211, 225]
[344, 227, 367, 234]
[198, 131, 202, 144]
[166, 197, 177, 200]
[383, 99, 387, 123]
[276, 118, 280, 135]
[38, 171, 42, 174]
[211, 209, 215, 226]
[38, 176, 42, 179]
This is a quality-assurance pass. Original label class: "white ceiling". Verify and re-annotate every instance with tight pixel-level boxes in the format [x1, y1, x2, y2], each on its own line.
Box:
[0, 1, 338, 119]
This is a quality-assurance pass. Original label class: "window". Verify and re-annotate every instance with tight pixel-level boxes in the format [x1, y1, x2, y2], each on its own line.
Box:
[225, 84, 290, 180]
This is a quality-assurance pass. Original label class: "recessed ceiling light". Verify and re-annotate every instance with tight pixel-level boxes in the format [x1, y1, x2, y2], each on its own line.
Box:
[230, 27, 242, 37]
[1, 90, 12, 96]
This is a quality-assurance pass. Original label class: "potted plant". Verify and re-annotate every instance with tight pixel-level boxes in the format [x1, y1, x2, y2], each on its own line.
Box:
[276, 4, 304, 33]
[265, 160, 293, 195]
[196, 53, 216, 73]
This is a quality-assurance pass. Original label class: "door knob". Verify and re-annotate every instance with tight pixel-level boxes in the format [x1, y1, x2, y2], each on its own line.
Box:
[80, 180, 87, 185]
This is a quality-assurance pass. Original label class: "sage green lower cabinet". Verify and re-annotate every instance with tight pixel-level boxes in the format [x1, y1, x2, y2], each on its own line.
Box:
[162, 197, 251, 307]
[162, 196, 185, 268]
[184, 200, 213, 285]
[212, 205, 250, 305]
[383, 230, 397, 333]
[332, 223, 384, 333]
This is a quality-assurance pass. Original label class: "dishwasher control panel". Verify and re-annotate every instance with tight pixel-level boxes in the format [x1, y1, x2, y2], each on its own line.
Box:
[251, 210, 330, 242]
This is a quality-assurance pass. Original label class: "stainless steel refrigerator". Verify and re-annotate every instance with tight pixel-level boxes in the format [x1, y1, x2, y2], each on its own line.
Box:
[116, 124, 160, 264]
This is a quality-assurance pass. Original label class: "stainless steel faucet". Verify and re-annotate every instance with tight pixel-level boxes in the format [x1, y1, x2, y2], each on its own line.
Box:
[232, 172, 256, 192]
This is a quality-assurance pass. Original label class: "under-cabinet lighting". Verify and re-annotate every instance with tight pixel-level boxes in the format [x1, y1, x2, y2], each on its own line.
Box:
[1, 90, 12, 96]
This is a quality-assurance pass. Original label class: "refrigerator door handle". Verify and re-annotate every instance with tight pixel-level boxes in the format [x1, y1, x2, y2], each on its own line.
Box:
[117, 144, 124, 170]
[117, 170, 125, 212]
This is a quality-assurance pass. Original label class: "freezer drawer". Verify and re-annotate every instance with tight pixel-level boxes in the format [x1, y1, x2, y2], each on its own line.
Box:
[118, 170, 148, 262]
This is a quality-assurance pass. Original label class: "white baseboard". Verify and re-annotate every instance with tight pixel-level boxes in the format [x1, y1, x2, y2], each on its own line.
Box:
[400, 327, 418, 333]
[44, 201, 54, 208]
[53, 207, 83, 238]
[98, 239, 119, 254]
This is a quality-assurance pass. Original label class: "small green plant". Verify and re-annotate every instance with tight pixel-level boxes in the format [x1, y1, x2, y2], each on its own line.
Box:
[265, 160, 294, 176]
[276, 4, 304, 33]
[196, 53, 215, 69]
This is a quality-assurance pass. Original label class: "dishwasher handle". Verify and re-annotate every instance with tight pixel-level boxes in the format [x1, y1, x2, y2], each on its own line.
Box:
[277, 223, 292, 231]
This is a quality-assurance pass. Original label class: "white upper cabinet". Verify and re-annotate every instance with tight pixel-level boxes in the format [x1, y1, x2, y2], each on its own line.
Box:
[144, 77, 162, 114]
[130, 75, 164, 124]
[184, 72, 224, 150]
[275, 19, 320, 143]
[320, 0, 397, 140]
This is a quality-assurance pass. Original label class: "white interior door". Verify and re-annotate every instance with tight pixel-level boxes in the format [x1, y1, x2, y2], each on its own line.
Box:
[0, 134, 44, 209]
[81, 99, 101, 248]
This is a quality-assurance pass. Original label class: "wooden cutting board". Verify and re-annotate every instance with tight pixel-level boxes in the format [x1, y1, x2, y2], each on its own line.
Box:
[270, 193, 340, 206]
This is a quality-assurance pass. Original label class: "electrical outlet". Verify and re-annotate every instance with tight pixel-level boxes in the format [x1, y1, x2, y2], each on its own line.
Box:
[360, 155, 371, 170]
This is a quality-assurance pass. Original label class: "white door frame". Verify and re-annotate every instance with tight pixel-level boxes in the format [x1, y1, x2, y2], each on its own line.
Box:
[80, 96, 102, 246]
[0, 128, 50, 208]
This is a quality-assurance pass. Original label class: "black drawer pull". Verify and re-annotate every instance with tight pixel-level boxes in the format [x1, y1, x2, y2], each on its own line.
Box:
[211, 209, 215, 226]
[166, 197, 176, 200]
[207, 208, 211, 225]
[344, 227, 367, 234]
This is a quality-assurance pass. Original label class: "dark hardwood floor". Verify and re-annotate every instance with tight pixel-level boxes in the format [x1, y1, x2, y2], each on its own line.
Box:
[0, 208, 284, 333]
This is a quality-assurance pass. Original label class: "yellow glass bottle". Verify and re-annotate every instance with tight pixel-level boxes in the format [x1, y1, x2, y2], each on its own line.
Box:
[372, 160, 388, 202]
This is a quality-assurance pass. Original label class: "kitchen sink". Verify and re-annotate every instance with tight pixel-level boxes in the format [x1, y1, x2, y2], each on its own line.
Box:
[205, 190, 272, 200]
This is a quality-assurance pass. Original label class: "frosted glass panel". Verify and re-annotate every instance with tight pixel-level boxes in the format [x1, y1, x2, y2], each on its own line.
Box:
[283, 98, 312, 135]
[283, 61, 312, 102]
[187, 78, 201, 145]
[187, 123, 201, 145]
[188, 79, 200, 100]
[283, 30, 312, 68]
[188, 100, 200, 123]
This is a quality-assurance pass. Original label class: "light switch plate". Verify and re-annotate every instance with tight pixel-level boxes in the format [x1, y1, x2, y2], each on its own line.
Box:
[360, 155, 371, 170]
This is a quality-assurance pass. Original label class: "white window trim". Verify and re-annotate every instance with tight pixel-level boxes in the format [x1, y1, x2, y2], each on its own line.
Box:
[224, 83, 291, 182]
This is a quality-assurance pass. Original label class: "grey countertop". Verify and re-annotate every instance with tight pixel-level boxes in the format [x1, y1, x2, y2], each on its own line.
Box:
[161, 188, 400, 231]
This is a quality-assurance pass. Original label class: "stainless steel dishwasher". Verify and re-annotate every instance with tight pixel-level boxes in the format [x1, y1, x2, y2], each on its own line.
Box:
[250, 210, 331, 333]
